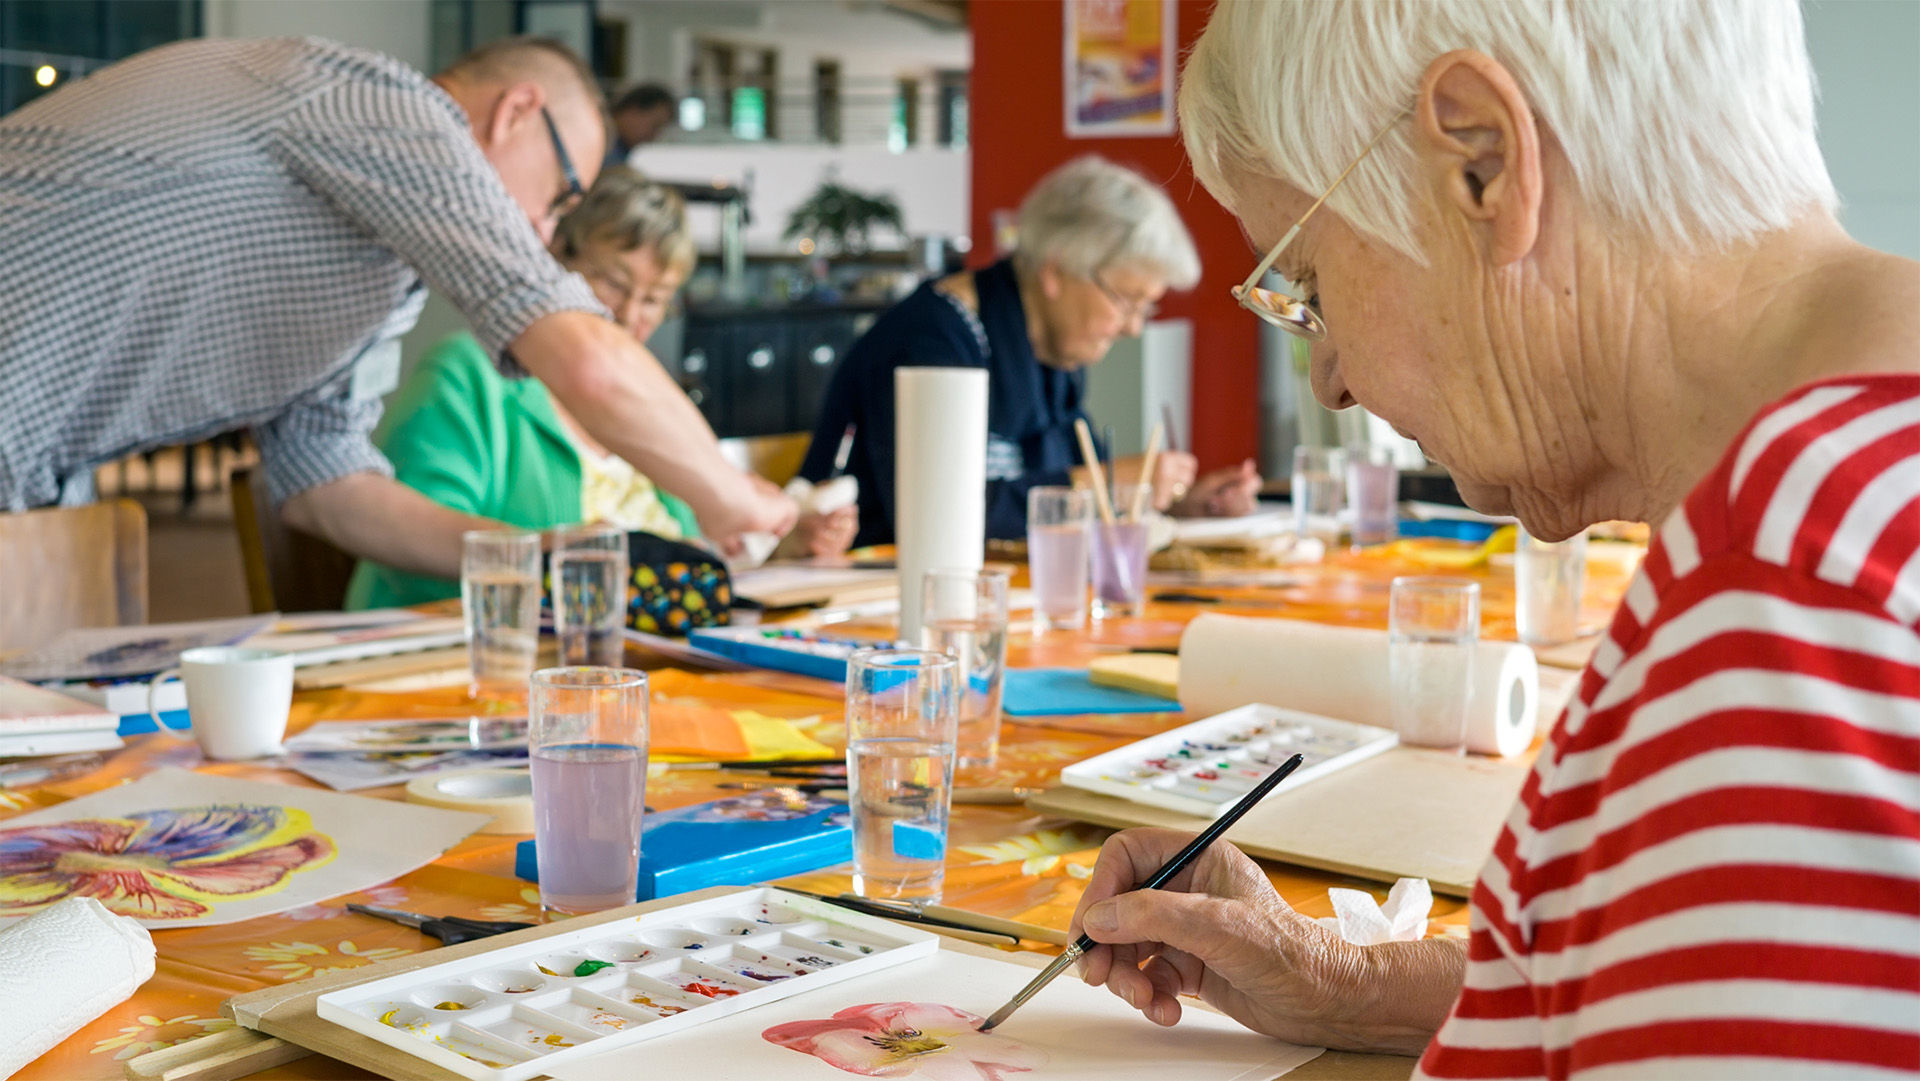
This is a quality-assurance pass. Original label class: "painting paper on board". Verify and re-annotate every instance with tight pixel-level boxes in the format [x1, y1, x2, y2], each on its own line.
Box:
[0, 768, 485, 927]
[549, 947, 1322, 1081]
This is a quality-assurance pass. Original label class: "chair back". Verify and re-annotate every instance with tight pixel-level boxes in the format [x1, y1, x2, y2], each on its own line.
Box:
[0, 501, 148, 654]
[717, 431, 812, 486]
[230, 467, 357, 613]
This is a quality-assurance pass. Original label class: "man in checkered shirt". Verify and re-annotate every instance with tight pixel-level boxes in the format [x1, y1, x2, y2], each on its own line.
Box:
[0, 36, 795, 573]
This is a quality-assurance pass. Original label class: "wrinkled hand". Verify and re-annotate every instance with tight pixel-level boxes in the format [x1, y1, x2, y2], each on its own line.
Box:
[1171, 459, 1262, 518]
[1070, 829, 1385, 1048]
[775, 505, 859, 559]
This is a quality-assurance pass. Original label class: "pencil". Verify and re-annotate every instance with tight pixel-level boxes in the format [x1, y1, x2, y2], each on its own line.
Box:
[975, 752, 1307, 1031]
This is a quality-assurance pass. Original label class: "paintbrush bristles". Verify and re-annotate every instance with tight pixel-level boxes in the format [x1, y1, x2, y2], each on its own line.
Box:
[1131, 422, 1164, 521]
[1074, 419, 1118, 528]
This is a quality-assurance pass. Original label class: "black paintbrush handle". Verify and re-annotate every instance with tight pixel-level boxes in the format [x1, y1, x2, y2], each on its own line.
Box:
[1067, 752, 1305, 954]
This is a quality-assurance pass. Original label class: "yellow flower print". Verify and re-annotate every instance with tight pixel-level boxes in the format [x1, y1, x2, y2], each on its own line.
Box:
[958, 827, 1105, 876]
[92, 1014, 233, 1060]
[0, 790, 30, 812]
[244, 939, 414, 981]
[478, 886, 542, 922]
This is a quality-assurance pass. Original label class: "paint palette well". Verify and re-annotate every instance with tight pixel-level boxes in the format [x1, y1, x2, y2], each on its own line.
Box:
[316, 888, 938, 1081]
[1059, 703, 1398, 818]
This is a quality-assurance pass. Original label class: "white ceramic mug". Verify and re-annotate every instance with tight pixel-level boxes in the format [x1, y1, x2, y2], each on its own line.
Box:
[146, 647, 293, 760]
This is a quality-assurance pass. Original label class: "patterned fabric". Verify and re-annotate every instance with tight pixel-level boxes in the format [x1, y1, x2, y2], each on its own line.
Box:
[624, 533, 732, 635]
[576, 444, 688, 540]
[0, 37, 603, 509]
[1420, 375, 1920, 1079]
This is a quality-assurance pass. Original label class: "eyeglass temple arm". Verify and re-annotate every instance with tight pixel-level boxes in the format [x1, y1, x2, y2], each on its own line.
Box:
[1236, 106, 1413, 295]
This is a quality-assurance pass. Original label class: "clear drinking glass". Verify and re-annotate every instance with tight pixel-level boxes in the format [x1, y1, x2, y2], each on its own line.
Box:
[1026, 486, 1092, 631]
[1388, 577, 1481, 754]
[920, 568, 1010, 771]
[530, 666, 649, 915]
[552, 525, 629, 667]
[1291, 446, 1347, 547]
[1516, 528, 1588, 647]
[1091, 488, 1152, 620]
[845, 649, 959, 902]
[1346, 446, 1400, 547]
[461, 530, 541, 699]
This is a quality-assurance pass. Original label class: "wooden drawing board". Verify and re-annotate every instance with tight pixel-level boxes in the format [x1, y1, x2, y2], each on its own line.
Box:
[204, 886, 1412, 1081]
[1028, 747, 1530, 897]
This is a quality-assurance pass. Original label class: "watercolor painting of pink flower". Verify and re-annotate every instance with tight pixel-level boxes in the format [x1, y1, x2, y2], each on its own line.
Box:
[764, 1002, 1047, 1080]
[0, 804, 336, 920]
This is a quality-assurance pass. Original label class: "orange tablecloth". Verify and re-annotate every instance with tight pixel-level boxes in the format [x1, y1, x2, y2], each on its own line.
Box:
[9, 539, 1637, 1079]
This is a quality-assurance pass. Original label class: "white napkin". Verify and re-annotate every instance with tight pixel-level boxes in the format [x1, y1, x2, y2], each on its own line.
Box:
[1316, 877, 1433, 945]
[0, 896, 156, 1076]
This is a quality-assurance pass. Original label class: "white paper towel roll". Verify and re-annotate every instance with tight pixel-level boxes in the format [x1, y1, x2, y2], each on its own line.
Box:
[894, 367, 988, 639]
[1178, 613, 1539, 756]
[0, 896, 156, 1076]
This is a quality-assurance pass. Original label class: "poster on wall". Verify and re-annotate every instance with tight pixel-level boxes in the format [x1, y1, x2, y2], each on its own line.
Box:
[1065, 0, 1176, 137]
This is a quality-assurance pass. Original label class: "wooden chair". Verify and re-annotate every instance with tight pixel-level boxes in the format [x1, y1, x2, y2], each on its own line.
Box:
[0, 501, 148, 655]
[717, 432, 813, 486]
[230, 467, 358, 613]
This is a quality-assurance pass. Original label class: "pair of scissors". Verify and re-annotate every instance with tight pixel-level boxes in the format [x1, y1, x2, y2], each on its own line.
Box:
[347, 903, 536, 946]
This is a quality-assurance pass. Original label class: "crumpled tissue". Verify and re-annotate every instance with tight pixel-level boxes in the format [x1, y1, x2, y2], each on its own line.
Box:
[1316, 877, 1433, 945]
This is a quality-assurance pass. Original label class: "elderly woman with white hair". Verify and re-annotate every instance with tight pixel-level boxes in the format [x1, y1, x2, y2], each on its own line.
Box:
[799, 155, 1263, 546]
[1070, 1, 1919, 1077]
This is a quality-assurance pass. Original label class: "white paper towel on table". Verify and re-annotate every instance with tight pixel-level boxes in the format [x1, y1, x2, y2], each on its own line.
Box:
[1178, 613, 1539, 756]
[0, 896, 155, 1076]
[894, 367, 988, 639]
[1316, 878, 1433, 945]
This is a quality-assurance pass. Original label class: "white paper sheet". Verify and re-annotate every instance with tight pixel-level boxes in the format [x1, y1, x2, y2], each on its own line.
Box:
[0, 768, 485, 927]
[550, 948, 1322, 1081]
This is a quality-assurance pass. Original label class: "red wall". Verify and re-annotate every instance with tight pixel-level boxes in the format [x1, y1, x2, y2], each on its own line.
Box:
[968, 0, 1259, 468]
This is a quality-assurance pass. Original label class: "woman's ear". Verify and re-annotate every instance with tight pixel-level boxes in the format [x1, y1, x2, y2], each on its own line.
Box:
[1414, 50, 1542, 266]
[1037, 261, 1066, 300]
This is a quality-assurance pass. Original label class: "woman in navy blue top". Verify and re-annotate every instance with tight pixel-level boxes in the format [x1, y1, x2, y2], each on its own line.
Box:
[799, 156, 1264, 547]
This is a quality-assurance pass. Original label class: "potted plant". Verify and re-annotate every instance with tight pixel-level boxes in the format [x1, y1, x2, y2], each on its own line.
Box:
[784, 179, 904, 257]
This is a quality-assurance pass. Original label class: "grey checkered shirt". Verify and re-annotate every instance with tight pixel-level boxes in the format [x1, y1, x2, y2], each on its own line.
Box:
[0, 37, 604, 509]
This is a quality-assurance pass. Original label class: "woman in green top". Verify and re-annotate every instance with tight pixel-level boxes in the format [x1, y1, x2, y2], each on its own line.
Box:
[347, 168, 857, 608]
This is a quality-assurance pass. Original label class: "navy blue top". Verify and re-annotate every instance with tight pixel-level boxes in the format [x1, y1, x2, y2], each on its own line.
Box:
[799, 259, 1095, 547]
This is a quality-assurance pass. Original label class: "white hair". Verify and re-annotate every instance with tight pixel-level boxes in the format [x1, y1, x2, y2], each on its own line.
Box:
[1015, 156, 1202, 289]
[1179, 0, 1838, 262]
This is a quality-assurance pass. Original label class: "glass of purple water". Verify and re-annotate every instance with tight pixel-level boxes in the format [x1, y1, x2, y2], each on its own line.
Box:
[530, 666, 649, 916]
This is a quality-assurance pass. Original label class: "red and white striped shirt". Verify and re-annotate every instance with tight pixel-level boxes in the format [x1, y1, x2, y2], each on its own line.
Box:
[1419, 375, 1920, 1079]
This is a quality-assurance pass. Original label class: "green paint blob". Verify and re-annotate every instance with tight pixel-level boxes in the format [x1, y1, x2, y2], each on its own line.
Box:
[574, 960, 615, 977]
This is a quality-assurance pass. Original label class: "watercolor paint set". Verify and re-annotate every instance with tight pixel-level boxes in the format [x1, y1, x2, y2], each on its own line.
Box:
[685, 627, 906, 682]
[1058, 703, 1399, 818]
[315, 887, 938, 1081]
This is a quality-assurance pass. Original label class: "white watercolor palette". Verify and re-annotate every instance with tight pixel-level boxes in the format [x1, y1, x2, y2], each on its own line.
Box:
[1059, 703, 1399, 818]
[315, 888, 937, 1081]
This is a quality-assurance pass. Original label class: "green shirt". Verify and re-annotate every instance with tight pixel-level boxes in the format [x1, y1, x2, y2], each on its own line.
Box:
[344, 333, 697, 609]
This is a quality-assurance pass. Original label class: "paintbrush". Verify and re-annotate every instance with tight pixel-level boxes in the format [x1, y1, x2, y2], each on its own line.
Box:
[975, 752, 1306, 1032]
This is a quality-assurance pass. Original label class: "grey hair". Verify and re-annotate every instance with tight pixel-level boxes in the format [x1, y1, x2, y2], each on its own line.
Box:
[1179, 0, 1838, 262]
[552, 166, 696, 278]
[1014, 156, 1202, 289]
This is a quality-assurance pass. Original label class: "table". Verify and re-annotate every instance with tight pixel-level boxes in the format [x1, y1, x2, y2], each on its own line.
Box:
[8, 539, 1638, 1080]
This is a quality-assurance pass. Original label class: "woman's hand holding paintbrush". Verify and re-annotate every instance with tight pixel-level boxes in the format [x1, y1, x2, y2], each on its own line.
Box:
[977, 753, 1305, 1033]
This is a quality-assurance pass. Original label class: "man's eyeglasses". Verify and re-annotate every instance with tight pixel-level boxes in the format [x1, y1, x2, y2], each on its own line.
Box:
[1233, 106, 1411, 341]
[541, 106, 584, 217]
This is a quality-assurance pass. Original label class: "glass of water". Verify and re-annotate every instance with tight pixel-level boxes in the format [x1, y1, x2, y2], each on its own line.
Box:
[461, 530, 541, 700]
[1516, 528, 1588, 646]
[920, 568, 1010, 772]
[845, 648, 959, 902]
[1092, 483, 1153, 619]
[1291, 446, 1347, 548]
[1346, 446, 1400, 547]
[1027, 486, 1092, 631]
[1388, 577, 1481, 753]
[552, 525, 629, 666]
[530, 666, 648, 915]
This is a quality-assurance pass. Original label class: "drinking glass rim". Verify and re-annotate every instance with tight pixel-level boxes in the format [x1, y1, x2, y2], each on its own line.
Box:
[1390, 576, 1482, 594]
[531, 665, 650, 689]
[848, 647, 959, 671]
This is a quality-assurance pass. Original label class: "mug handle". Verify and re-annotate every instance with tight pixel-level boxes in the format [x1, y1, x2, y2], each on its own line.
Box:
[146, 668, 193, 740]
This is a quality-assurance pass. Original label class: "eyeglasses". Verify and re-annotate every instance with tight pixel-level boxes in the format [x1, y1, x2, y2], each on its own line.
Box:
[1233, 106, 1412, 341]
[1091, 272, 1160, 324]
[541, 106, 584, 217]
